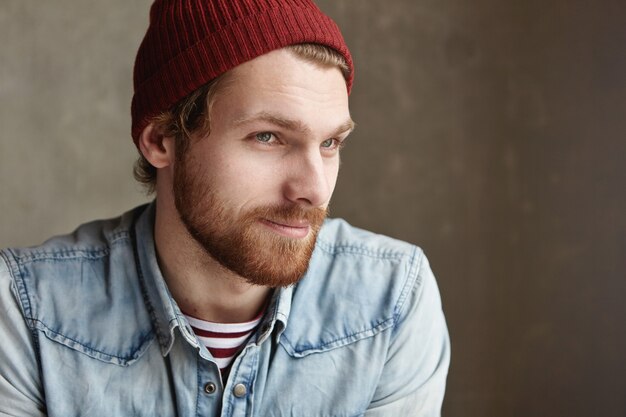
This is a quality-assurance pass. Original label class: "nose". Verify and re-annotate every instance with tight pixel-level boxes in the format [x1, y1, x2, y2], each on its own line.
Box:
[282, 149, 336, 207]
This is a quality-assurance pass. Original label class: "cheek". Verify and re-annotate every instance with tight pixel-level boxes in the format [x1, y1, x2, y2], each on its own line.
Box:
[213, 156, 280, 202]
[325, 158, 341, 192]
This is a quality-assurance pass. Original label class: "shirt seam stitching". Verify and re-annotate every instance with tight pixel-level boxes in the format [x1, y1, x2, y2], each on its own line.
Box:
[315, 240, 408, 259]
[393, 246, 423, 327]
[1, 249, 35, 321]
[25, 316, 154, 363]
[280, 317, 395, 354]
[7, 234, 131, 264]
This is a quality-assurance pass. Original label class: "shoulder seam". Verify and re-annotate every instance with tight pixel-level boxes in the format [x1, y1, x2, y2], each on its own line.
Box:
[0, 249, 35, 323]
[6, 232, 131, 264]
[315, 239, 409, 260]
[393, 246, 424, 324]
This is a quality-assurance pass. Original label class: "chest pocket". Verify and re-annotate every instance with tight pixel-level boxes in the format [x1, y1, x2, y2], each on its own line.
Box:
[254, 240, 414, 417]
[13, 243, 155, 367]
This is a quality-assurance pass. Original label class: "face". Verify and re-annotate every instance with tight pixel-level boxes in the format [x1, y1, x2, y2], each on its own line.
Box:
[173, 49, 353, 287]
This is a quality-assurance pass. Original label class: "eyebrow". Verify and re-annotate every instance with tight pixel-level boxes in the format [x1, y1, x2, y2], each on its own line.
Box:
[233, 111, 355, 137]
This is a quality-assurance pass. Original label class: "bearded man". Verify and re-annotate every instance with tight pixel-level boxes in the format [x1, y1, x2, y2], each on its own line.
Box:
[0, 1, 450, 416]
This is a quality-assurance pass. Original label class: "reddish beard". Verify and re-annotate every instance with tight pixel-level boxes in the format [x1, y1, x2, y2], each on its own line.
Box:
[173, 149, 327, 287]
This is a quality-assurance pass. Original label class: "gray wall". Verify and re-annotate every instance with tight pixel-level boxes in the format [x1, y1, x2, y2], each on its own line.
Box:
[0, 1, 151, 245]
[1, 1, 625, 416]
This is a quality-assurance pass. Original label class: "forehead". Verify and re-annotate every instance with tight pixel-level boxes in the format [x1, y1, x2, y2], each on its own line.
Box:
[213, 49, 351, 132]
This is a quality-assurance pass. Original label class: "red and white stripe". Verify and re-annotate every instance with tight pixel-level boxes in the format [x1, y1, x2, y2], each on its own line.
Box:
[184, 313, 262, 372]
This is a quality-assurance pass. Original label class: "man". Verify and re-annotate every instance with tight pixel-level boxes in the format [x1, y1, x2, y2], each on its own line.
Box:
[0, 0, 450, 415]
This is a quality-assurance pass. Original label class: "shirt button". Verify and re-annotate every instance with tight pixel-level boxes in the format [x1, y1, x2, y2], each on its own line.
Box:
[233, 383, 247, 398]
[204, 382, 217, 394]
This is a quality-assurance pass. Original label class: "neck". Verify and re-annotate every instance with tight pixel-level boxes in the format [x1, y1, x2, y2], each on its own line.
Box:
[153, 195, 271, 324]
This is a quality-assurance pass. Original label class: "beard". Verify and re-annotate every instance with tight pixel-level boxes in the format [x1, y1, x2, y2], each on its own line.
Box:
[172, 148, 327, 288]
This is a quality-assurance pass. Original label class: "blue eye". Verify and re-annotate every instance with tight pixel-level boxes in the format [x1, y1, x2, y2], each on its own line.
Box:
[321, 138, 342, 149]
[256, 132, 273, 143]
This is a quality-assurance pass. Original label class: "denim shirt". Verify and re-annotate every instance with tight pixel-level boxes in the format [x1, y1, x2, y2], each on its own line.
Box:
[0, 203, 450, 417]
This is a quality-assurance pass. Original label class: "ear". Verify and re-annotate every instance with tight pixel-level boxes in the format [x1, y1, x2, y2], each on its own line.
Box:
[137, 122, 175, 168]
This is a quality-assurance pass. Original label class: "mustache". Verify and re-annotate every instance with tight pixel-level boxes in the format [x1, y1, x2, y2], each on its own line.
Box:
[244, 204, 328, 226]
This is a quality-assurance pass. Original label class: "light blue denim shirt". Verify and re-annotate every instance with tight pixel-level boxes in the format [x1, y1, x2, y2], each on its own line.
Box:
[0, 203, 450, 417]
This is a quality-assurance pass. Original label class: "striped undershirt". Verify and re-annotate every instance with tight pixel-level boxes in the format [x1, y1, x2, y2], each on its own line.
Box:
[183, 312, 263, 375]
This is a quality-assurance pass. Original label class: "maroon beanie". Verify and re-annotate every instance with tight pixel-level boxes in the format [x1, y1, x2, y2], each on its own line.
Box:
[131, 0, 354, 144]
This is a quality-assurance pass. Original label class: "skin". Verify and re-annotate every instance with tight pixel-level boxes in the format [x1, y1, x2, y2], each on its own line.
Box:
[138, 48, 354, 323]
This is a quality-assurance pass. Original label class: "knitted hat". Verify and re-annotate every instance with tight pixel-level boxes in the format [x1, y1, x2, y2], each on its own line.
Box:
[131, 0, 354, 143]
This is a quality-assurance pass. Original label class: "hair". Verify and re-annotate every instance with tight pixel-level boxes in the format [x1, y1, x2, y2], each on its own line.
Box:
[133, 43, 350, 194]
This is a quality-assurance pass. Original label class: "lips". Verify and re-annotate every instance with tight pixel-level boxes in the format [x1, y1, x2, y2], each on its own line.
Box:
[260, 219, 311, 239]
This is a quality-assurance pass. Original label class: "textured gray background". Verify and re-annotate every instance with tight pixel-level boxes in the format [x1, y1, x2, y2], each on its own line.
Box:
[1, 1, 625, 416]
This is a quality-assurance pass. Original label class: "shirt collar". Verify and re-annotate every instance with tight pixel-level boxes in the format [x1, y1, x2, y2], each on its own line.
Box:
[255, 284, 293, 345]
[133, 202, 193, 356]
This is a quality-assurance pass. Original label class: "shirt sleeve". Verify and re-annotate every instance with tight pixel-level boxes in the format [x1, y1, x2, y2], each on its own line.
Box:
[0, 253, 46, 416]
[365, 249, 451, 417]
